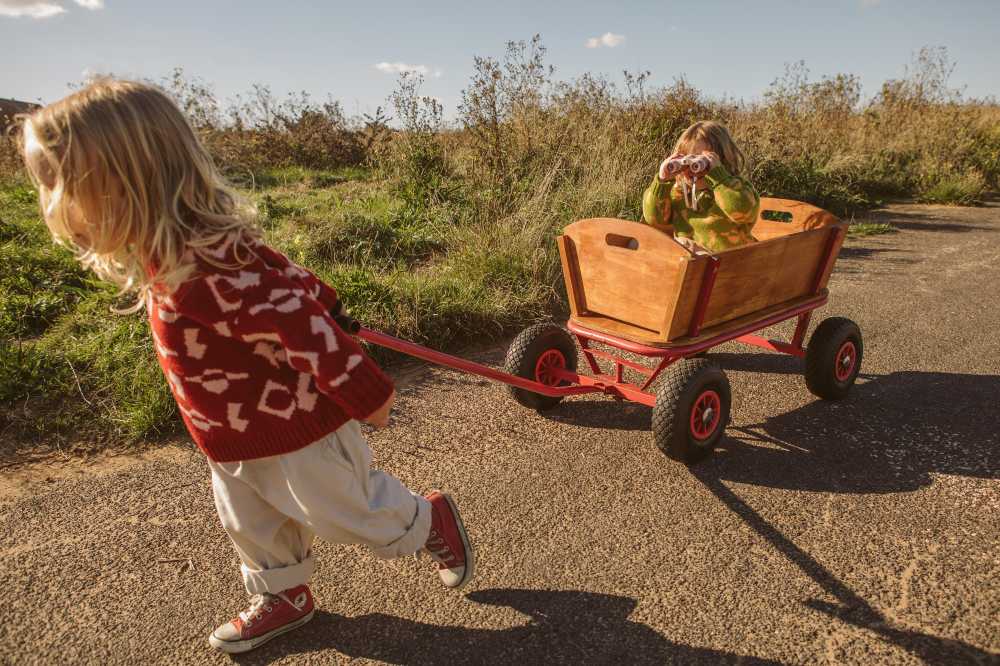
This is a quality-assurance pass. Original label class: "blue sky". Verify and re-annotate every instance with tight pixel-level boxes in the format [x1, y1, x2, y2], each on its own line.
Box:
[2, 0, 998, 120]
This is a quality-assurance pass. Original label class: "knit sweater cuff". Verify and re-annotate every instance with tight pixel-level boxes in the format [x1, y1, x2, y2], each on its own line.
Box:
[334, 355, 395, 421]
[704, 165, 733, 188]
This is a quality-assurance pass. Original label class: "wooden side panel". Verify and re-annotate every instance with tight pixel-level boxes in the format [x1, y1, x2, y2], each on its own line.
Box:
[557, 236, 584, 317]
[558, 210, 845, 345]
[666, 257, 708, 340]
[753, 197, 840, 241]
[813, 225, 847, 291]
[562, 218, 687, 336]
[671, 292, 828, 346]
[668, 228, 832, 337]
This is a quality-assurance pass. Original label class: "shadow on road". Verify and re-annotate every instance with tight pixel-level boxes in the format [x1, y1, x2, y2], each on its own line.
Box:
[711, 369, 1000, 493]
[547, 364, 1000, 493]
[692, 471, 998, 666]
[232, 589, 780, 665]
[863, 207, 999, 235]
[547, 398, 652, 431]
[233, 367, 997, 664]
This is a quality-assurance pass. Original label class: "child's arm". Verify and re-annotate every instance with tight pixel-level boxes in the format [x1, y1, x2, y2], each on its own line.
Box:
[705, 166, 759, 225]
[642, 173, 673, 226]
[174, 269, 394, 423]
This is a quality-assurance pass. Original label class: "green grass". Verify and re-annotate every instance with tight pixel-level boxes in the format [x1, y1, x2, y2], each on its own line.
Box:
[234, 165, 372, 190]
[917, 173, 986, 205]
[847, 222, 896, 237]
[0, 169, 556, 453]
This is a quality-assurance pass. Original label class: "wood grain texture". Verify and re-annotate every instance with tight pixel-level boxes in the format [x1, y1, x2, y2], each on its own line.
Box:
[571, 291, 828, 348]
[753, 197, 841, 241]
[557, 236, 585, 317]
[561, 218, 688, 336]
[558, 206, 844, 346]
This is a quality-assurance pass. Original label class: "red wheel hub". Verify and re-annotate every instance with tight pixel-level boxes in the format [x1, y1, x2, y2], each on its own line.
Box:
[835, 341, 857, 382]
[534, 350, 567, 386]
[690, 389, 722, 440]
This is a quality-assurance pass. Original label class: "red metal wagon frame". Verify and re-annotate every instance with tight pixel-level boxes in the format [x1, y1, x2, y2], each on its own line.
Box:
[357, 227, 845, 407]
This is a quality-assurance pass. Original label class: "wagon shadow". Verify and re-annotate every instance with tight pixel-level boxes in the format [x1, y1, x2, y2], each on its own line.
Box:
[692, 470, 997, 666]
[862, 208, 999, 234]
[547, 398, 652, 431]
[706, 370, 1000, 493]
[835, 246, 918, 277]
[710, 351, 878, 380]
[232, 589, 780, 665]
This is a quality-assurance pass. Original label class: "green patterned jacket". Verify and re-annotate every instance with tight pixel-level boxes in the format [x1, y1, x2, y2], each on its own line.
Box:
[641, 165, 760, 252]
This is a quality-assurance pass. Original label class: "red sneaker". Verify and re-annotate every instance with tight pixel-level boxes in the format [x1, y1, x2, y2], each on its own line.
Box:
[423, 491, 476, 590]
[208, 585, 314, 654]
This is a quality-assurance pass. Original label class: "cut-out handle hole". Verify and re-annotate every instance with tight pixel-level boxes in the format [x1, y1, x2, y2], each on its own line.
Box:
[761, 210, 794, 223]
[606, 233, 639, 250]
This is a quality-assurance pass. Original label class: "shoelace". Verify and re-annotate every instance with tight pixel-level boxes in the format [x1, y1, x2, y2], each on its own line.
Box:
[423, 529, 458, 569]
[238, 591, 304, 627]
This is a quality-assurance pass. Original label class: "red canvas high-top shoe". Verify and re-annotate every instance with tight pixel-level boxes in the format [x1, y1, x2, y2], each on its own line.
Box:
[423, 491, 476, 589]
[208, 585, 314, 654]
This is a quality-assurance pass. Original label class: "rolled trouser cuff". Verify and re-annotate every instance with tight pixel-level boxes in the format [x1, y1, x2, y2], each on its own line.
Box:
[371, 493, 432, 559]
[241, 553, 315, 595]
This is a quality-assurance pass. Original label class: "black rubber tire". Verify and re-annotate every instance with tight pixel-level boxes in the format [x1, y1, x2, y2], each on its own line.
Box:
[503, 323, 579, 411]
[805, 317, 863, 400]
[652, 358, 731, 464]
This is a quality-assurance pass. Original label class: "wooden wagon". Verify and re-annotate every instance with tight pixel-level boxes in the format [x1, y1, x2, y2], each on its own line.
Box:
[357, 198, 863, 463]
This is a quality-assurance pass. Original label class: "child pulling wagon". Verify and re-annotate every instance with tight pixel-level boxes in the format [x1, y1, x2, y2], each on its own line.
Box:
[16, 79, 476, 654]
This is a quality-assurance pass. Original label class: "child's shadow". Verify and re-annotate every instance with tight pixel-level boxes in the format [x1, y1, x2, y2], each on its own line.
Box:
[233, 588, 780, 665]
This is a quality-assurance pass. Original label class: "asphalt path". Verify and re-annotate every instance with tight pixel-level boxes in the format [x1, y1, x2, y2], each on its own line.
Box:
[2, 203, 998, 665]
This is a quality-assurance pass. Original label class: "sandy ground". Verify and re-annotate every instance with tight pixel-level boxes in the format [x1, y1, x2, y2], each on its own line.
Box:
[1, 203, 999, 665]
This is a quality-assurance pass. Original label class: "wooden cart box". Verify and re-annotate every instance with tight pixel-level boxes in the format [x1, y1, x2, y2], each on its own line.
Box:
[557, 198, 846, 346]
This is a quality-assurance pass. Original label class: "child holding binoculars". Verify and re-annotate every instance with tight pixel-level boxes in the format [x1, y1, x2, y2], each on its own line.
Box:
[642, 121, 759, 253]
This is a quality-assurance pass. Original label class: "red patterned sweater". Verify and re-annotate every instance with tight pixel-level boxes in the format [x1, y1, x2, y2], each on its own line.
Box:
[146, 237, 393, 462]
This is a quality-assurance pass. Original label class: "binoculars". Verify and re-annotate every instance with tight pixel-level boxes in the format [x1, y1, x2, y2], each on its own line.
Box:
[665, 154, 713, 178]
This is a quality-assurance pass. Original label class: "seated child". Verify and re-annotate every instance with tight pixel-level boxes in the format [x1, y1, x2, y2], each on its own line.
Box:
[641, 121, 759, 253]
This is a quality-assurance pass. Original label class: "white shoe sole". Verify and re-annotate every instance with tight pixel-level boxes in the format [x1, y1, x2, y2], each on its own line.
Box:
[208, 609, 315, 654]
[438, 492, 476, 590]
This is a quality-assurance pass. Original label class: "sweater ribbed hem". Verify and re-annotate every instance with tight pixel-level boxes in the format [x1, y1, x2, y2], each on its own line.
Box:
[189, 407, 352, 463]
[335, 356, 395, 421]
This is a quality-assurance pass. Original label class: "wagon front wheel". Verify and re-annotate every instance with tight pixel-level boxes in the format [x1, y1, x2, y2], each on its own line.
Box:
[504, 323, 579, 411]
[653, 358, 731, 464]
[805, 317, 863, 400]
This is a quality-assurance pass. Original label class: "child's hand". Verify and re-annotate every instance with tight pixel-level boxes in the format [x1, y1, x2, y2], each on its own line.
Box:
[363, 389, 396, 429]
[701, 151, 721, 170]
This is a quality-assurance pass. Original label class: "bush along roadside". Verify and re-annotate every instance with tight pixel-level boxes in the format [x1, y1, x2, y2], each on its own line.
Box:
[1, 41, 997, 453]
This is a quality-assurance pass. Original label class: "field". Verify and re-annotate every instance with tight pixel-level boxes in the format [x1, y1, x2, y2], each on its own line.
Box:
[1, 40, 998, 454]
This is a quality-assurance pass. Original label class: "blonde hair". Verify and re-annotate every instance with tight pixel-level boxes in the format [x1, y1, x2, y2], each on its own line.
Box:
[16, 78, 259, 309]
[673, 121, 747, 176]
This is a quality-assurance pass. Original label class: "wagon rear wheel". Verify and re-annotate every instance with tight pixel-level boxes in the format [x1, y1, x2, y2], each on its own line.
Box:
[804, 317, 863, 400]
[653, 358, 731, 464]
[504, 323, 579, 411]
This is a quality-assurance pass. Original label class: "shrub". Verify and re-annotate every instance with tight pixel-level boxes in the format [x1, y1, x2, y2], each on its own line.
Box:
[918, 172, 986, 205]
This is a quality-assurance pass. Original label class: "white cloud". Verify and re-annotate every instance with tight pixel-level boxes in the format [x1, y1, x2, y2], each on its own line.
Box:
[374, 62, 441, 78]
[585, 32, 625, 49]
[0, 1, 66, 18]
[0, 0, 104, 17]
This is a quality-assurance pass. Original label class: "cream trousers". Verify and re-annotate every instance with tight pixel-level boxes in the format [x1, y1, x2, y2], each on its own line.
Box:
[208, 420, 432, 595]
